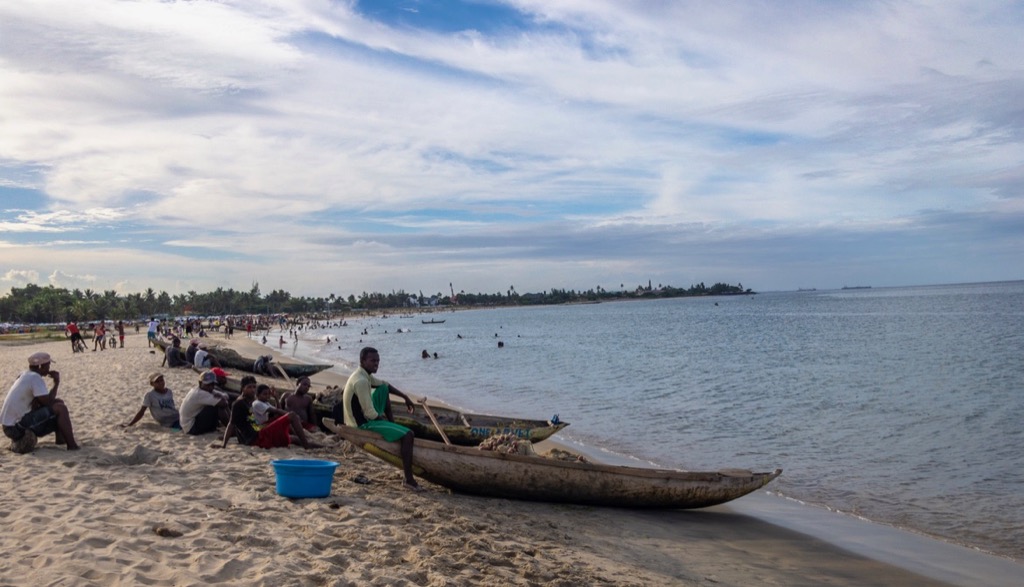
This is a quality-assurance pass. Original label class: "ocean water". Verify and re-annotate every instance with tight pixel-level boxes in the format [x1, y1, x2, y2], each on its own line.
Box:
[292, 281, 1024, 561]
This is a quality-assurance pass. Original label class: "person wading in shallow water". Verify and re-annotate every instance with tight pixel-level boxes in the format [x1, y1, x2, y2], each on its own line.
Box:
[342, 346, 422, 491]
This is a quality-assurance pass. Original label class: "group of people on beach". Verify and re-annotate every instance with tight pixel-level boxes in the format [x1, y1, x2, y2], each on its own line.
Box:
[3, 336, 424, 490]
[162, 336, 222, 370]
[65, 320, 126, 353]
[120, 368, 322, 451]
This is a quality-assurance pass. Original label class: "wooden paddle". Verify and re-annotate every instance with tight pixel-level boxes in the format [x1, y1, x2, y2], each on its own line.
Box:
[274, 363, 292, 386]
[418, 398, 451, 445]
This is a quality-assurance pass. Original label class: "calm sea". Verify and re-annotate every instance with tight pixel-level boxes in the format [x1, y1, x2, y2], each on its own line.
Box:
[292, 281, 1024, 561]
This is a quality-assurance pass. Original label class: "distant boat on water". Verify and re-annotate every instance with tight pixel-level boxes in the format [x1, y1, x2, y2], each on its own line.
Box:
[797, 288, 817, 291]
[841, 286, 872, 290]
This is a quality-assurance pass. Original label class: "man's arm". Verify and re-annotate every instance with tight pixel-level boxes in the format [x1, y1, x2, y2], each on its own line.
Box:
[221, 421, 236, 448]
[387, 383, 416, 414]
[353, 379, 380, 420]
[33, 371, 61, 407]
[121, 406, 148, 428]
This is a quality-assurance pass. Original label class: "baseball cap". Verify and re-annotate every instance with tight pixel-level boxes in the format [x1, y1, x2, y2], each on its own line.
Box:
[199, 370, 217, 385]
[28, 352, 53, 366]
[148, 372, 164, 384]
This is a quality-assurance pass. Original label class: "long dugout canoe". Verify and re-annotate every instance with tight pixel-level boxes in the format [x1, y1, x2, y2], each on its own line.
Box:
[152, 336, 332, 378]
[314, 400, 568, 446]
[323, 420, 782, 509]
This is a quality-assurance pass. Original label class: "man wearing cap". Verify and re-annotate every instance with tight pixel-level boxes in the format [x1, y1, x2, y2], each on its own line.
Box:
[1, 352, 79, 451]
[192, 342, 220, 369]
[178, 371, 229, 435]
[121, 373, 180, 429]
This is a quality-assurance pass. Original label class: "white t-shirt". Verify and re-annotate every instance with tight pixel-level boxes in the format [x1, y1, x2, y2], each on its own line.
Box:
[252, 399, 273, 426]
[147, 320, 159, 334]
[193, 349, 210, 368]
[0, 371, 48, 426]
[179, 387, 225, 434]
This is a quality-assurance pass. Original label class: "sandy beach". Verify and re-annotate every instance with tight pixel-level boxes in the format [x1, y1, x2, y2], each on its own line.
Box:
[0, 332, 998, 586]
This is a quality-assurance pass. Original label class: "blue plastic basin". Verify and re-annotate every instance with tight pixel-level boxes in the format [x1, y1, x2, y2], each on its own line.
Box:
[272, 459, 339, 498]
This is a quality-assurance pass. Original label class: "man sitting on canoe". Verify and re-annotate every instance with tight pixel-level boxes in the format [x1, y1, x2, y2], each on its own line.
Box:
[342, 346, 422, 491]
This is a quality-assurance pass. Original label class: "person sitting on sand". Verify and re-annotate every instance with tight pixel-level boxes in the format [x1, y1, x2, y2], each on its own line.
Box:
[342, 346, 422, 491]
[209, 367, 239, 404]
[1, 352, 79, 451]
[222, 378, 320, 449]
[185, 338, 200, 365]
[193, 342, 220, 369]
[121, 372, 180, 429]
[179, 371, 230, 435]
[165, 337, 190, 368]
[283, 376, 317, 431]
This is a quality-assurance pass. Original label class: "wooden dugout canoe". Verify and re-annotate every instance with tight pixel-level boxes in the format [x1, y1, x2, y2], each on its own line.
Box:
[313, 400, 569, 446]
[323, 419, 782, 508]
[153, 336, 332, 378]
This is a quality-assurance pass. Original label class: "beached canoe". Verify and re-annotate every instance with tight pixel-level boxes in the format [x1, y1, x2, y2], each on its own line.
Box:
[153, 337, 333, 378]
[322, 419, 782, 508]
[421, 319, 446, 324]
[314, 401, 568, 446]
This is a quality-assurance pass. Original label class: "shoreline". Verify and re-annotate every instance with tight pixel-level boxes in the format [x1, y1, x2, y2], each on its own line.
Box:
[1, 333, 1019, 585]
[255, 325, 1023, 585]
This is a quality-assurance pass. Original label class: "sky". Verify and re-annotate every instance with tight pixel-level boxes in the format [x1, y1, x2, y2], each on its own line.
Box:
[1, 0, 1022, 298]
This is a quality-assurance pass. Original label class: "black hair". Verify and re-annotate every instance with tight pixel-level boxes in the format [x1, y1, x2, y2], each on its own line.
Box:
[359, 346, 378, 362]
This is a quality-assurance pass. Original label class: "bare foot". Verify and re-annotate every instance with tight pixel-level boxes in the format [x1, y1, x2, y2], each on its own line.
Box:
[403, 481, 424, 492]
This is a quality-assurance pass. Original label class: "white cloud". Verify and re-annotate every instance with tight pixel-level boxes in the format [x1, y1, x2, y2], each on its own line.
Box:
[0, 1, 1021, 294]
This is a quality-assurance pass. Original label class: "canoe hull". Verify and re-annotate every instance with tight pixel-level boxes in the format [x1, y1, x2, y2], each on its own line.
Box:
[325, 421, 781, 509]
[153, 337, 332, 378]
[314, 401, 568, 446]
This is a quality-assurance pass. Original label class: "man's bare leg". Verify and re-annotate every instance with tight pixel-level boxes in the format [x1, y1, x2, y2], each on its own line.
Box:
[52, 401, 79, 450]
[287, 413, 321, 449]
[400, 431, 421, 490]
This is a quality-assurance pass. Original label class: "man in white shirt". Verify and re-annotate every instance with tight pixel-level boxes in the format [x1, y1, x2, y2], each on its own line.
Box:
[1, 352, 79, 451]
[179, 371, 229, 435]
[147, 317, 160, 347]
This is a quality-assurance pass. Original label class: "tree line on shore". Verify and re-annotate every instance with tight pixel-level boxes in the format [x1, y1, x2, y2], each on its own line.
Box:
[0, 280, 752, 324]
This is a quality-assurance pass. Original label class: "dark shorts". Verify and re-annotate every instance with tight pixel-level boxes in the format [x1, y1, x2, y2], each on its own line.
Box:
[70, 332, 83, 344]
[3, 406, 58, 440]
[188, 405, 221, 435]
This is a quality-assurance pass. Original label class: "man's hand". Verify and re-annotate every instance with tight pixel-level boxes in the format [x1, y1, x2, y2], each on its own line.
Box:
[48, 370, 60, 383]
[405, 398, 415, 414]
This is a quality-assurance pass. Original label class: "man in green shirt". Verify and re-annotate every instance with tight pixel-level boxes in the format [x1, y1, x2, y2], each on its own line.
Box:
[342, 346, 421, 491]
